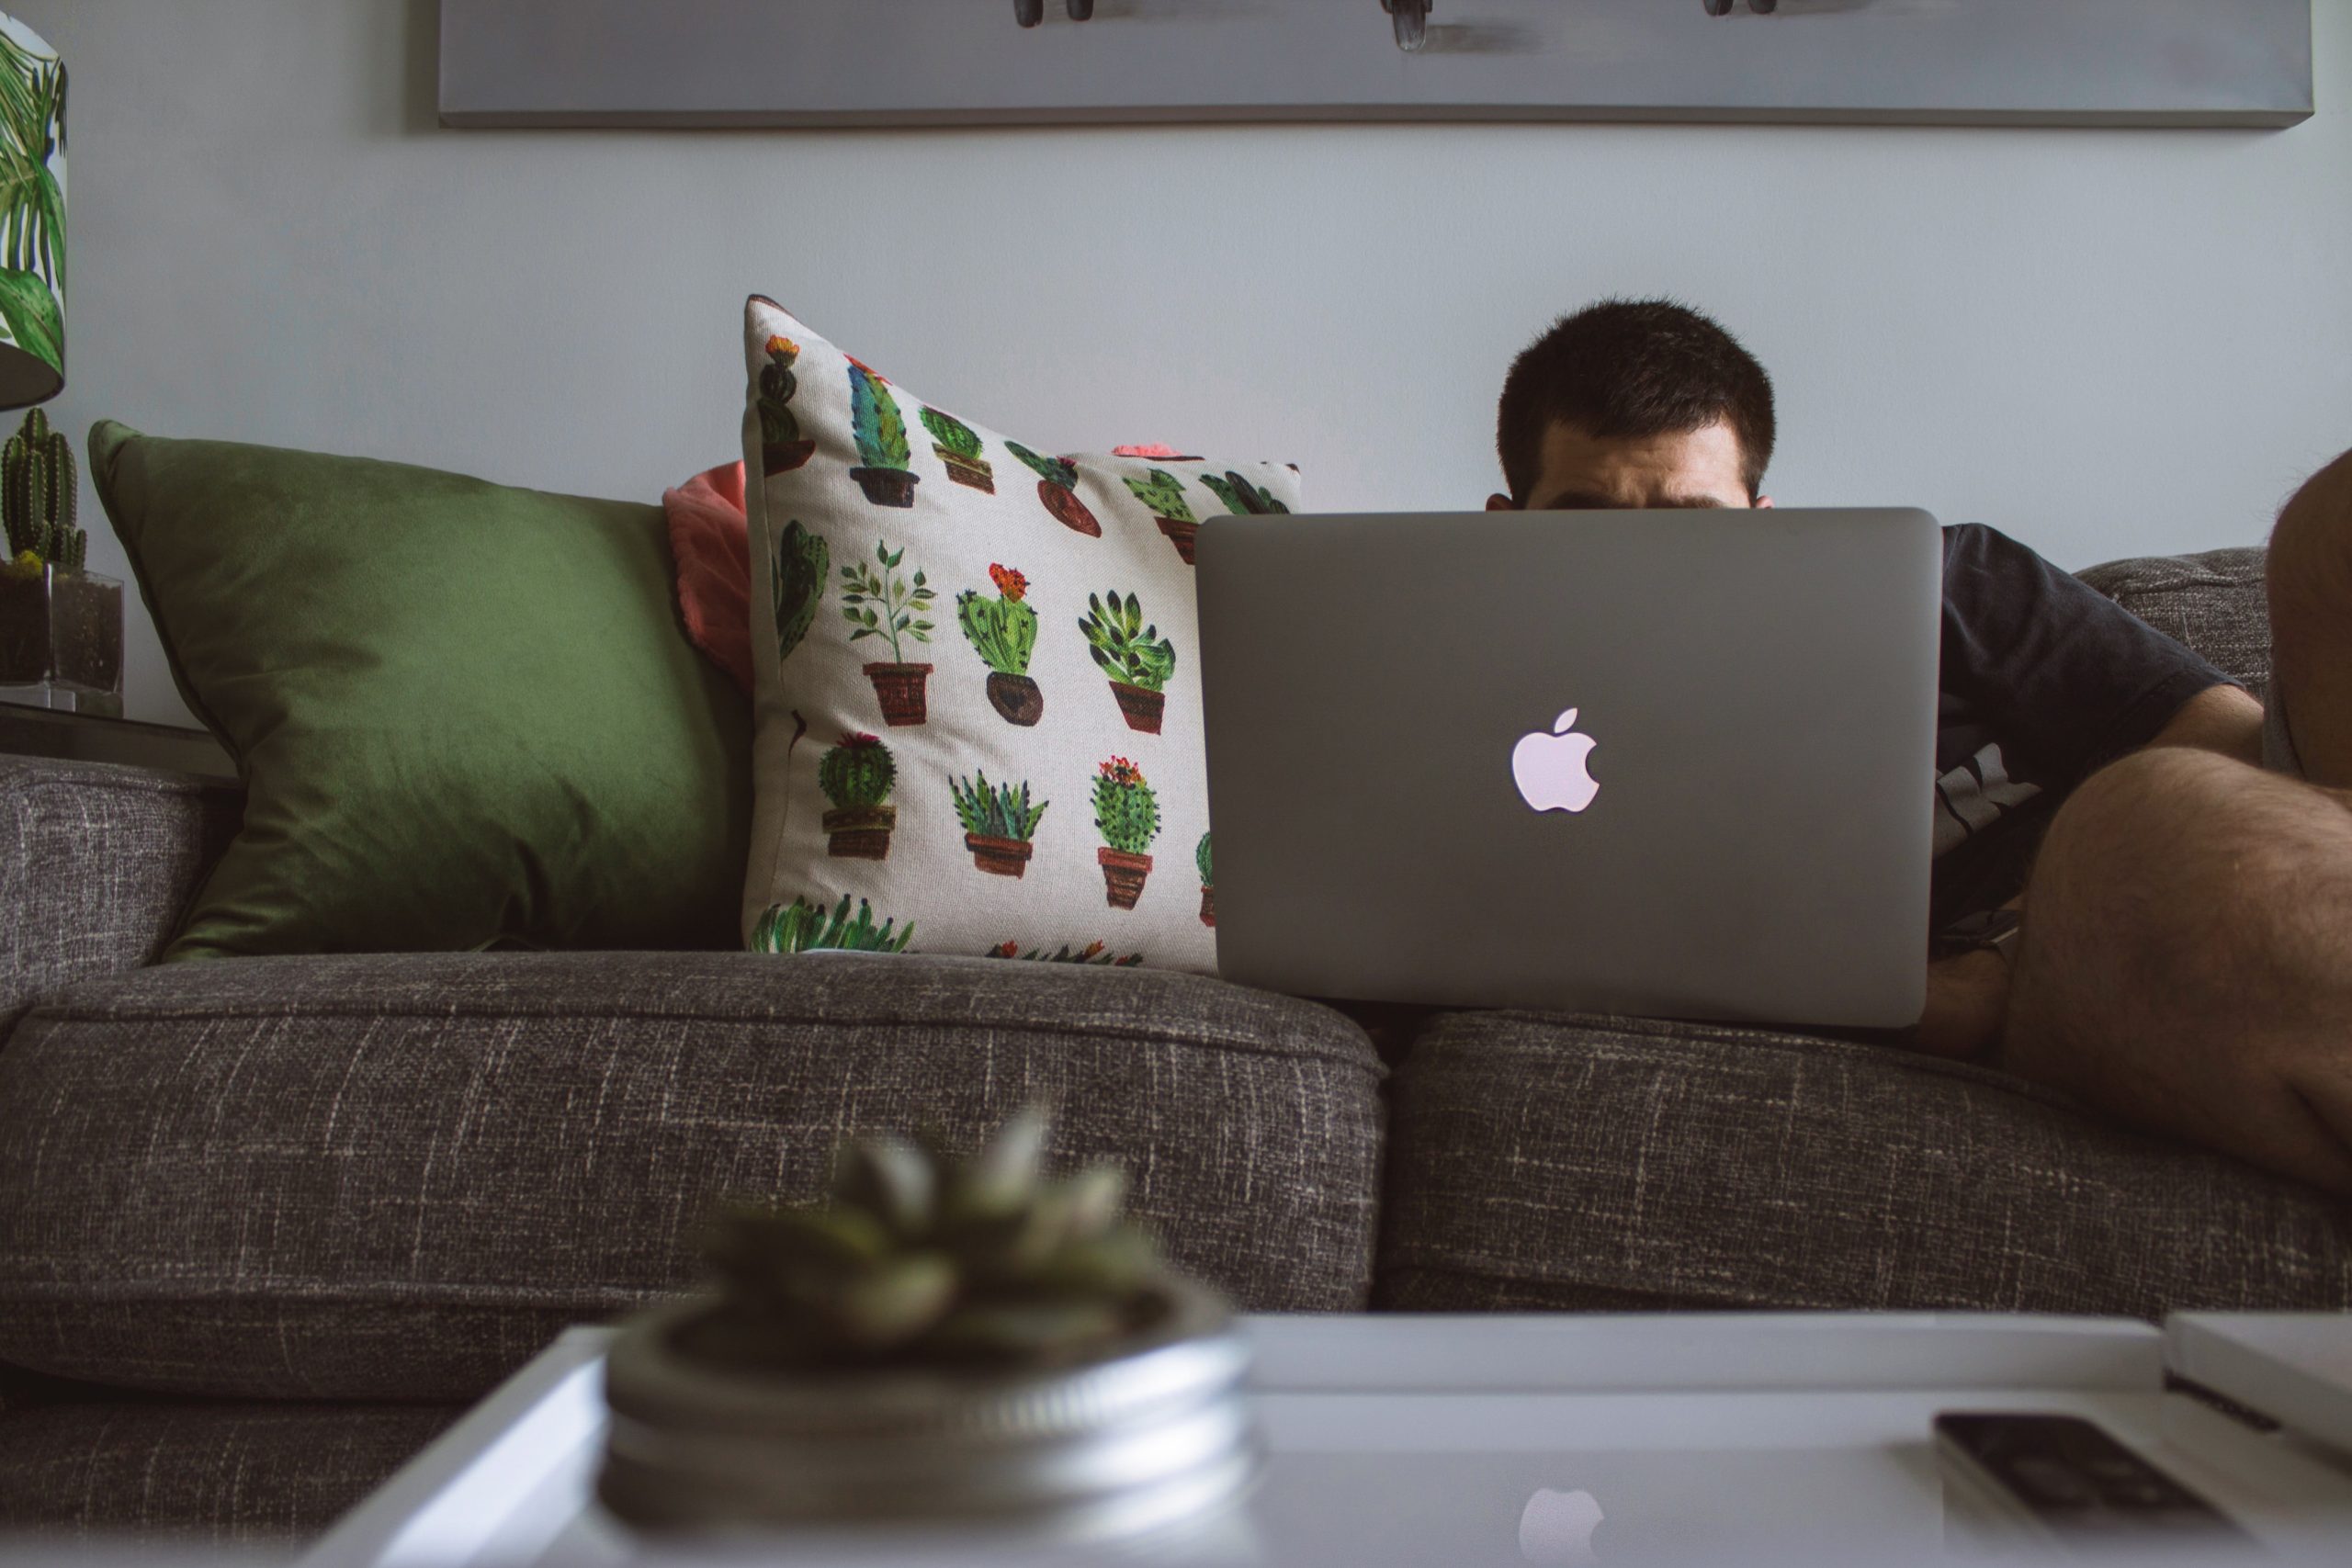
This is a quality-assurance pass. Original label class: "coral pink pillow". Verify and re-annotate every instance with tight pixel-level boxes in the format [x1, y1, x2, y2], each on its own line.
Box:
[664, 463, 754, 694]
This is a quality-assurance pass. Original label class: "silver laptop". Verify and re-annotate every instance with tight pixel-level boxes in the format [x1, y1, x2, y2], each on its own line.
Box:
[1195, 508, 1941, 1028]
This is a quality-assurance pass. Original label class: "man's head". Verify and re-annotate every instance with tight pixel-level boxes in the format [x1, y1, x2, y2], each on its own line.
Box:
[1490, 299, 1776, 513]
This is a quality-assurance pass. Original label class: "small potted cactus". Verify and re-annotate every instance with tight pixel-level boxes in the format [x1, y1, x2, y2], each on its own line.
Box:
[597, 1110, 1251, 1536]
[1091, 756, 1160, 908]
[818, 733, 897, 859]
[755, 335, 817, 476]
[846, 362, 920, 508]
[1123, 468, 1200, 564]
[949, 770, 1047, 878]
[1005, 441, 1101, 537]
[1198, 469, 1291, 518]
[771, 519, 830, 667]
[0, 411, 122, 715]
[956, 562, 1043, 726]
[751, 893, 915, 955]
[1196, 832, 1215, 928]
[841, 539, 937, 726]
[919, 406, 995, 493]
[1079, 591, 1177, 734]
[985, 939, 1144, 968]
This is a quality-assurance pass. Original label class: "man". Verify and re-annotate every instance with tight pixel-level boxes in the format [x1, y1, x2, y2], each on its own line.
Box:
[1491, 299, 2349, 1194]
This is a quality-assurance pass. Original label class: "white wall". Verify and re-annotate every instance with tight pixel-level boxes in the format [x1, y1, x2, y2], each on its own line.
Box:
[27, 0, 2352, 728]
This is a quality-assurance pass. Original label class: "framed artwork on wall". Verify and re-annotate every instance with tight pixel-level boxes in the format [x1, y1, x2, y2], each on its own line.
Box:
[440, 0, 2312, 130]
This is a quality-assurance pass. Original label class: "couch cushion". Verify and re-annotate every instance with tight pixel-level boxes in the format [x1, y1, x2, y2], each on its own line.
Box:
[0, 1397, 456, 1541]
[1378, 1011, 2352, 1317]
[2076, 546, 2270, 699]
[0, 953, 1382, 1401]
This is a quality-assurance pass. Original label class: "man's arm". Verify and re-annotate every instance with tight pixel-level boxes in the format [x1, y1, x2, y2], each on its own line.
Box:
[1909, 686, 2265, 1059]
[2140, 682, 2266, 766]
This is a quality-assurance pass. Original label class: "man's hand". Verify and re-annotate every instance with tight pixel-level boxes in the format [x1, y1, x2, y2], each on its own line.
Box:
[1912, 949, 2010, 1059]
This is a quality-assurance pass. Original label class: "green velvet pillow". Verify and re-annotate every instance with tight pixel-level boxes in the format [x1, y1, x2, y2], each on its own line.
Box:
[90, 422, 753, 959]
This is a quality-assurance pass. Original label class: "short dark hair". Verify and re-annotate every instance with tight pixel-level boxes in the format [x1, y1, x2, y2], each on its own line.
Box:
[1497, 299, 1776, 503]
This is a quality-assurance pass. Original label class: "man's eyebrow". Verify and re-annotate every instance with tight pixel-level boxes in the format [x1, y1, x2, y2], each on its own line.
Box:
[1531, 491, 1731, 511]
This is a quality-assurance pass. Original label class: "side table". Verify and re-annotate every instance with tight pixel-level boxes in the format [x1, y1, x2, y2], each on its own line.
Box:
[0, 698, 232, 780]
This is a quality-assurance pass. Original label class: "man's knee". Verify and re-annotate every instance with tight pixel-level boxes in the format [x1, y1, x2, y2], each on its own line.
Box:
[2270, 447, 2352, 610]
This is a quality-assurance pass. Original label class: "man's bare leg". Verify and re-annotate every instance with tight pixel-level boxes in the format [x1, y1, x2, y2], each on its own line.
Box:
[2268, 447, 2352, 789]
[1999, 453, 2352, 1194]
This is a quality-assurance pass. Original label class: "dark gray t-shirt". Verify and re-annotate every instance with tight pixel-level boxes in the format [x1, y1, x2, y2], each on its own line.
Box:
[1928, 523, 2233, 931]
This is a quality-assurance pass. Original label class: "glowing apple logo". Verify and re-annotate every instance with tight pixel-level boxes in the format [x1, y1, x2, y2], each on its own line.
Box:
[1519, 1487, 1605, 1565]
[1511, 708, 1601, 815]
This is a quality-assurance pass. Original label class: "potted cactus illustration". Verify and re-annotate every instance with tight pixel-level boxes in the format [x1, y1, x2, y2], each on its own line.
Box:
[1091, 756, 1160, 909]
[985, 940, 1143, 968]
[1198, 470, 1291, 518]
[1078, 591, 1177, 735]
[847, 362, 920, 508]
[956, 563, 1042, 726]
[755, 335, 817, 476]
[1123, 469, 1200, 564]
[1, 410, 122, 711]
[1004, 441, 1101, 537]
[818, 733, 898, 860]
[949, 770, 1048, 879]
[751, 893, 916, 955]
[919, 407, 995, 493]
[772, 519, 831, 667]
[1196, 832, 1215, 928]
[841, 540, 937, 726]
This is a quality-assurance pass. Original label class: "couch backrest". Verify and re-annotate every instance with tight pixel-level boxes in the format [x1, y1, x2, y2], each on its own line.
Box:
[2075, 547, 2270, 700]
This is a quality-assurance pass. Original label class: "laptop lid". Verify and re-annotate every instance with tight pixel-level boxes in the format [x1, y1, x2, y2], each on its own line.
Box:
[1194, 508, 1940, 1028]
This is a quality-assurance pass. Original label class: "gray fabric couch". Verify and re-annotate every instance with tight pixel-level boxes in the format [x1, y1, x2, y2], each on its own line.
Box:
[1, 546, 2345, 1544]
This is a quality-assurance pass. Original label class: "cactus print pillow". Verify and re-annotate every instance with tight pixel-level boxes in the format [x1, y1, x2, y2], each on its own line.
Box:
[738, 297, 1299, 976]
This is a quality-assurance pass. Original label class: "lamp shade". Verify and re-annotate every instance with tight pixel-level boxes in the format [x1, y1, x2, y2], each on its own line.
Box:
[0, 12, 62, 409]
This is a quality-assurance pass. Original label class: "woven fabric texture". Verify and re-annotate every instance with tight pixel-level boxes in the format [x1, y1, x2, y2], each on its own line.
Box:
[1378, 1011, 2352, 1317]
[2077, 546, 2271, 699]
[0, 952, 1383, 1401]
[0, 1397, 454, 1540]
[0, 757, 241, 1034]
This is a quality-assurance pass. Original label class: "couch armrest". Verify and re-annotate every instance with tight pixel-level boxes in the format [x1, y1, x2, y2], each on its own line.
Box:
[0, 758, 243, 1027]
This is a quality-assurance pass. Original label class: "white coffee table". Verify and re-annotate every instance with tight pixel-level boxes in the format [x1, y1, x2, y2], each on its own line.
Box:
[304, 1314, 2352, 1568]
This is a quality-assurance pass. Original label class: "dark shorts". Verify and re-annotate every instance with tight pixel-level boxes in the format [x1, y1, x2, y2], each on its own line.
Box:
[2264, 671, 2308, 779]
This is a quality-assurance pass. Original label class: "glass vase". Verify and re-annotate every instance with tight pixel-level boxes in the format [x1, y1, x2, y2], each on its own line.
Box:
[0, 565, 125, 717]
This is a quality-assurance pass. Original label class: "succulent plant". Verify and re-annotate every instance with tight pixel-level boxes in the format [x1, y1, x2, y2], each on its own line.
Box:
[752, 894, 915, 955]
[956, 564, 1038, 677]
[1196, 832, 1213, 885]
[841, 541, 937, 666]
[1197, 470, 1290, 517]
[849, 363, 912, 471]
[2, 407, 80, 570]
[950, 771, 1048, 842]
[918, 406, 984, 460]
[757, 335, 805, 448]
[1004, 441, 1079, 491]
[987, 940, 1144, 969]
[1079, 592, 1177, 693]
[1122, 468, 1195, 524]
[1092, 757, 1161, 855]
[684, 1108, 1170, 1371]
[773, 520, 831, 665]
[819, 733, 896, 809]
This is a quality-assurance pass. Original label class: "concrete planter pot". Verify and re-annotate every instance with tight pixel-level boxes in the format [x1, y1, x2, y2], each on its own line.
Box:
[597, 1281, 1255, 1541]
